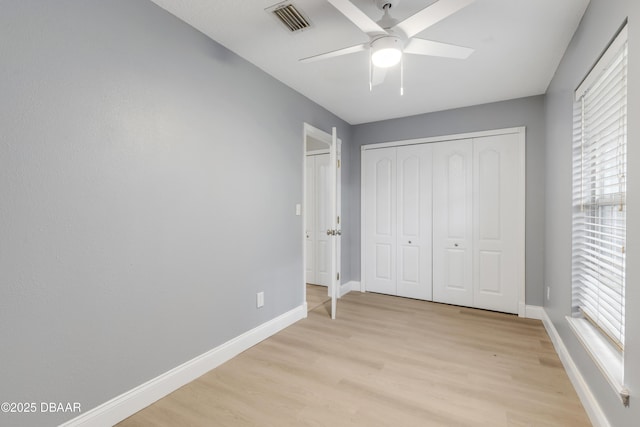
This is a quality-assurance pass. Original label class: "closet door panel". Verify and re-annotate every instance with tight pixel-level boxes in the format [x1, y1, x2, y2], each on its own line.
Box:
[400, 246, 419, 283]
[478, 250, 502, 293]
[375, 243, 393, 280]
[396, 144, 432, 300]
[433, 140, 473, 307]
[473, 134, 522, 313]
[477, 149, 501, 240]
[364, 149, 397, 295]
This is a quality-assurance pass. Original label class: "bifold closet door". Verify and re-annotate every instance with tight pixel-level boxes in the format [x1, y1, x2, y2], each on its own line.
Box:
[363, 145, 432, 300]
[433, 134, 523, 314]
[472, 134, 522, 314]
[432, 140, 473, 307]
[363, 148, 396, 295]
[396, 144, 432, 300]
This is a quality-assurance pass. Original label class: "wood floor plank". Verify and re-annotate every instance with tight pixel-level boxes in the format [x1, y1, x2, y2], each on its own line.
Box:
[117, 291, 591, 427]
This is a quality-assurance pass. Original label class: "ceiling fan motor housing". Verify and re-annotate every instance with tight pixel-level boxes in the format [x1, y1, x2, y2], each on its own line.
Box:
[371, 35, 403, 50]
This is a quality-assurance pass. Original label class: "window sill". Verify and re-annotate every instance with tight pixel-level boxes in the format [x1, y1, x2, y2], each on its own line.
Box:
[566, 316, 629, 406]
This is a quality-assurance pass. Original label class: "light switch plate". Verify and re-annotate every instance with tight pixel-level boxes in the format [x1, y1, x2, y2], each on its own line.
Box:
[257, 291, 264, 308]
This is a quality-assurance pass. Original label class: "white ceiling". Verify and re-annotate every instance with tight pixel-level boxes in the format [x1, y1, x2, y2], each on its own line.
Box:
[150, 0, 590, 124]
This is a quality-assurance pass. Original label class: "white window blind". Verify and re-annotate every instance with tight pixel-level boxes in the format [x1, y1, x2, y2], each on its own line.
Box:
[572, 25, 627, 349]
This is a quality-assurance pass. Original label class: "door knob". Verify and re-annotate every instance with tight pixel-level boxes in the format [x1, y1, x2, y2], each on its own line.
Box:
[327, 229, 335, 236]
[454, 243, 459, 247]
[408, 240, 412, 244]
[336, 229, 342, 236]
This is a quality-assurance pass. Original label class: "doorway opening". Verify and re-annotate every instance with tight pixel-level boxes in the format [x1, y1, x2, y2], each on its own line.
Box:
[303, 123, 341, 319]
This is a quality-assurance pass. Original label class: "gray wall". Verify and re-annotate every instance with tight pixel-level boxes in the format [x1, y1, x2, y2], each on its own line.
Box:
[544, 0, 640, 425]
[0, 1, 351, 426]
[351, 96, 546, 305]
[4, 0, 638, 426]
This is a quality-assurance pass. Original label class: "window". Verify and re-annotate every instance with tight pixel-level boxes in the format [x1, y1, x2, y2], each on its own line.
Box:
[570, 23, 628, 402]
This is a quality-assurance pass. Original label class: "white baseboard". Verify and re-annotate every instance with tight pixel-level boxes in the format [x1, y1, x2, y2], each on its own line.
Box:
[524, 305, 545, 320]
[538, 308, 610, 427]
[60, 304, 307, 427]
[518, 302, 526, 317]
[340, 280, 359, 297]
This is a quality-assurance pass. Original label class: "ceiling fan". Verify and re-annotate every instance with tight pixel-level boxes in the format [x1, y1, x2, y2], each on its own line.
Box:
[301, 0, 475, 90]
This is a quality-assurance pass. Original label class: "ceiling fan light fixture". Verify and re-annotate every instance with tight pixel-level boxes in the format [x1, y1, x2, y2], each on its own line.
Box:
[372, 47, 402, 68]
[371, 36, 403, 68]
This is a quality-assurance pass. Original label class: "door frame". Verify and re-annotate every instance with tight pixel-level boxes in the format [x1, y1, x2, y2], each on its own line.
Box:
[303, 123, 342, 319]
[360, 126, 526, 317]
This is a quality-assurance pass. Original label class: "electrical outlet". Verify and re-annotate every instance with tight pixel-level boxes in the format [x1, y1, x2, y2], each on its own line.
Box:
[257, 291, 264, 308]
[546, 286, 551, 301]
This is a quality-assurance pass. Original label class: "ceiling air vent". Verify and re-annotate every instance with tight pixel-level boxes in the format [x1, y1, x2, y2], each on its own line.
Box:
[269, 3, 312, 33]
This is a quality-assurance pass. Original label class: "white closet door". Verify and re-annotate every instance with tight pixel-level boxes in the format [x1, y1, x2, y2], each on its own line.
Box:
[472, 134, 522, 314]
[305, 156, 316, 284]
[433, 139, 473, 307]
[315, 154, 332, 287]
[396, 144, 433, 300]
[363, 148, 397, 295]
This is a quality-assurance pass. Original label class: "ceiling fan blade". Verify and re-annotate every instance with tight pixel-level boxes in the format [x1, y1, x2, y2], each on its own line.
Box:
[404, 38, 473, 59]
[394, 0, 474, 39]
[371, 66, 387, 86]
[327, 0, 387, 36]
[300, 43, 367, 63]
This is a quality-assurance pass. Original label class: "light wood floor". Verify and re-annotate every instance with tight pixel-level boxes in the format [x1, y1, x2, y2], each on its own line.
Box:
[117, 292, 590, 427]
[306, 283, 330, 313]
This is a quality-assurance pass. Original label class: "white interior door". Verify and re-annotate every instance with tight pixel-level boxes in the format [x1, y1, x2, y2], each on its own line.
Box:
[396, 144, 433, 300]
[303, 123, 340, 320]
[472, 134, 523, 314]
[329, 127, 340, 319]
[433, 139, 473, 307]
[335, 137, 342, 300]
[363, 148, 397, 296]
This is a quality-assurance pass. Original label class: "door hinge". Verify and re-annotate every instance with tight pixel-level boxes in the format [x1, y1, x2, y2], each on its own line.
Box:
[337, 216, 340, 224]
[337, 159, 341, 168]
[337, 272, 340, 280]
